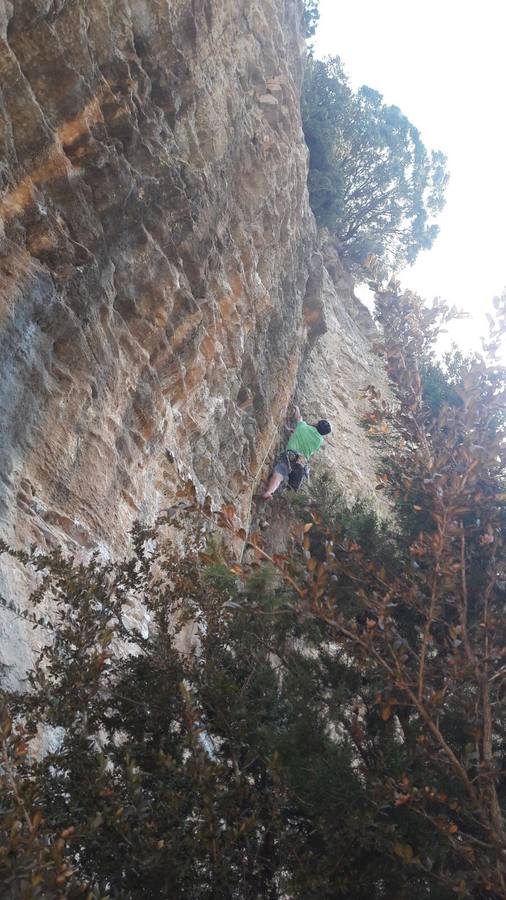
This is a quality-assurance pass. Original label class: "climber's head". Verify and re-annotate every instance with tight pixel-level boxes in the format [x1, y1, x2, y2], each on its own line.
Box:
[316, 419, 331, 436]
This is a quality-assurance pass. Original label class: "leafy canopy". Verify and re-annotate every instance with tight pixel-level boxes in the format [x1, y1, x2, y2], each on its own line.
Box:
[302, 0, 320, 39]
[301, 57, 449, 276]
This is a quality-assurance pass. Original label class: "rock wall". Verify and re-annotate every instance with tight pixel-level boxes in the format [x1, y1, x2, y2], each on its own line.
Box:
[298, 237, 389, 507]
[0, 0, 386, 683]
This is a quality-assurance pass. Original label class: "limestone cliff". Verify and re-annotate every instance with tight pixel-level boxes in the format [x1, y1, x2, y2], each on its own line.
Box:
[0, 0, 386, 683]
[298, 236, 388, 504]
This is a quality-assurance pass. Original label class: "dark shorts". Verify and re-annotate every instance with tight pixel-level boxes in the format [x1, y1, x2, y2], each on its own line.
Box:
[273, 452, 291, 479]
[273, 451, 309, 491]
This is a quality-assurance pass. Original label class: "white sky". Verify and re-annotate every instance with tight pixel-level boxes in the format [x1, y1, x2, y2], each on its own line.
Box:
[313, 0, 506, 356]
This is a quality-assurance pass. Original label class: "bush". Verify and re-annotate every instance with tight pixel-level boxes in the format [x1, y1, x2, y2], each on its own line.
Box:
[1, 537, 434, 899]
[1, 295, 504, 898]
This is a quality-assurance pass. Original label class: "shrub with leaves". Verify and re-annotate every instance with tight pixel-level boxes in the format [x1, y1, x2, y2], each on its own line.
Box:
[1, 533, 453, 900]
[0, 292, 504, 897]
[305, 286, 506, 896]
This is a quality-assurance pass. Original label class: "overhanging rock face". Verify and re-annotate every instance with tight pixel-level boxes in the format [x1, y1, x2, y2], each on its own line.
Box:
[0, 0, 386, 683]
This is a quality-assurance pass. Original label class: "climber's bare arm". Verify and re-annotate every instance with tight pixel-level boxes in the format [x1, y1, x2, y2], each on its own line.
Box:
[284, 404, 302, 433]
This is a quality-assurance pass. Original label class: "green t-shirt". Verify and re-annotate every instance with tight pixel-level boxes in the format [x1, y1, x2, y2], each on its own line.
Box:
[286, 420, 324, 459]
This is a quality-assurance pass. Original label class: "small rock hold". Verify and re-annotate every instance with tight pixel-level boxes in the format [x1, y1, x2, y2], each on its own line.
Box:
[258, 94, 278, 106]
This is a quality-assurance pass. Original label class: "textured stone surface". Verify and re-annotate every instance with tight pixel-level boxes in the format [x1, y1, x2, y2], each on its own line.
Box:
[0, 0, 386, 683]
[0, 0, 319, 680]
[297, 236, 390, 510]
[248, 237, 390, 559]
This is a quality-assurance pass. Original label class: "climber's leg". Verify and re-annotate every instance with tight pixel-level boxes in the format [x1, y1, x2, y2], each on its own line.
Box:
[262, 454, 289, 499]
[262, 471, 284, 499]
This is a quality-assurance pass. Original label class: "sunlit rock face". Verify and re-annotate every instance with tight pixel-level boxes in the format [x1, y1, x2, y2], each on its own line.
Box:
[298, 237, 390, 507]
[0, 0, 386, 683]
[0, 1, 315, 543]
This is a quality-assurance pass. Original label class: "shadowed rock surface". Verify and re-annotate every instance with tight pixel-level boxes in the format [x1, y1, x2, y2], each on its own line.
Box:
[0, 0, 387, 683]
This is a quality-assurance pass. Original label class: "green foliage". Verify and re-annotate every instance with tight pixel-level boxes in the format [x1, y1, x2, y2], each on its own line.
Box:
[1, 300, 505, 897]
[295, 471, 401, 576]
[302, 0, 320, 39]
[301, 57, 449, 276]
[421, 347, 482, 417]
[0, 531, 472, 899]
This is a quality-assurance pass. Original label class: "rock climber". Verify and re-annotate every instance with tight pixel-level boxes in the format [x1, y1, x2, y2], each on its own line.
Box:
[262, 404, 331, 499]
